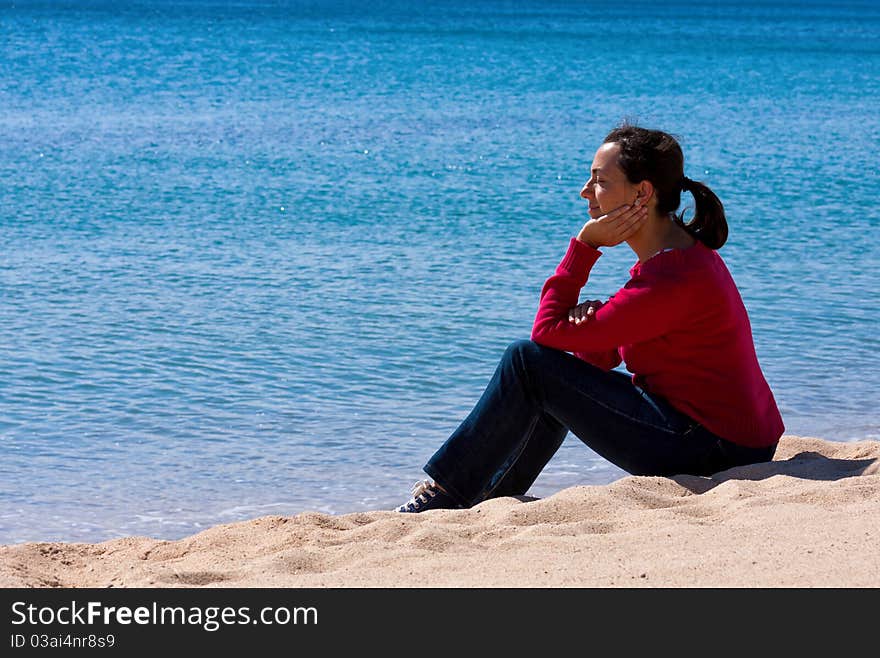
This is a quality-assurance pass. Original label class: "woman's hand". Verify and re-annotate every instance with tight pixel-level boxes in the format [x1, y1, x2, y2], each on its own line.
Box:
[568, 300, 602, 325]
[576, 200, 648, 249]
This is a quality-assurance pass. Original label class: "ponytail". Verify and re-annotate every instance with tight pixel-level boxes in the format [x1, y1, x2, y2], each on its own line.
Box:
[677, 177, 728, 250]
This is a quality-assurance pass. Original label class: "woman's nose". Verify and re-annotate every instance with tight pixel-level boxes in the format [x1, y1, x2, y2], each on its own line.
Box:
[580, 183, 592, 199]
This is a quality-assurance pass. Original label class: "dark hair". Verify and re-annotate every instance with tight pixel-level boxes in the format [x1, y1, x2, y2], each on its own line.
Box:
[603, 123, 728, 249]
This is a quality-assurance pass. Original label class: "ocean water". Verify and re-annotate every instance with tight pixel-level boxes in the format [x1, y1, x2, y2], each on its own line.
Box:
[1, 0, 878, 544]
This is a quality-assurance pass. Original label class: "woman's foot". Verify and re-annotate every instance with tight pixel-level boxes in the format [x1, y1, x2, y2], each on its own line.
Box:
[396, 479, 461, 513]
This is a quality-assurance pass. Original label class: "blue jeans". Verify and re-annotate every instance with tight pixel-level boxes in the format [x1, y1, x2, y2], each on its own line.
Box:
[425, 340, 777, 507]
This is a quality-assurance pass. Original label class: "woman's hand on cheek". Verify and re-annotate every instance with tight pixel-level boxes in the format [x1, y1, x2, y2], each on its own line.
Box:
[576, 200, 648, 249]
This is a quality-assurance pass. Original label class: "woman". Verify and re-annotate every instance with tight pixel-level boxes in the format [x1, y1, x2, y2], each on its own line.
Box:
[397, 123, 784, 513]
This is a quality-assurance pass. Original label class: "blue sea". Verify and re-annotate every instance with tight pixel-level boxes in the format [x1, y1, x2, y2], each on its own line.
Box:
[1, 0, 878, 544]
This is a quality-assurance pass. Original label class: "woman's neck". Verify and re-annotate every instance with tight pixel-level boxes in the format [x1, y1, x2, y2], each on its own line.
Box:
[627, 212, 695, 263]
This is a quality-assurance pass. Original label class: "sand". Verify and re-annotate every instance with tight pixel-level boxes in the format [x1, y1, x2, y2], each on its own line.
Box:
[2, 435, 878, 588]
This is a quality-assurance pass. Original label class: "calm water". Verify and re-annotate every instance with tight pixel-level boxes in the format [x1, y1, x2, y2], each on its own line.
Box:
[1, 0, 878, 544]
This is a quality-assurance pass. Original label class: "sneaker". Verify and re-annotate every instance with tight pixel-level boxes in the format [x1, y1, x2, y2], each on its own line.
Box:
[396, 479, 461, 513]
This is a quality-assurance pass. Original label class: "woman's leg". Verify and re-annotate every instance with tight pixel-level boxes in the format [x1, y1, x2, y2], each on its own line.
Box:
[425, 339, 770, 508]
[478, 411, 568, 500]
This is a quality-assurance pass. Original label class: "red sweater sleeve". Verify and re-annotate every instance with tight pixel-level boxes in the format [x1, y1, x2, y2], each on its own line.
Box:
[573, 345, 622, 371]
[530, 237, 692, 354]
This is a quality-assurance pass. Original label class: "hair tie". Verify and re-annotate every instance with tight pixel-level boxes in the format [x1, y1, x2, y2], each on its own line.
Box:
[680, 176, 693, 190]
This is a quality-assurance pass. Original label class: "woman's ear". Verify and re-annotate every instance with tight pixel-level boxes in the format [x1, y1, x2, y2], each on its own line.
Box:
[635, 180, 655, 204]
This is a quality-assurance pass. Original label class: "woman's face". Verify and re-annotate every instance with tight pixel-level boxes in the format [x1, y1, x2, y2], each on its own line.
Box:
[580, 142, 637, 219]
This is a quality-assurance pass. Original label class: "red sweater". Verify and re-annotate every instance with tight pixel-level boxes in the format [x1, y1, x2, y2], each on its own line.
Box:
[531, 237, 784, 448]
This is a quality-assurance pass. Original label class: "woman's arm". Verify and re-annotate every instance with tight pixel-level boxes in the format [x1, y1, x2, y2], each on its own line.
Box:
[530, 241, 692, 354]
[567, 301, 622, 370]
[572, 347, 623, 371]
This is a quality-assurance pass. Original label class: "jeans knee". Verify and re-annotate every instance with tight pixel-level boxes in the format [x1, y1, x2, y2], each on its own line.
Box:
[503, 339, 537, 363]
[502, 339, 549, 374]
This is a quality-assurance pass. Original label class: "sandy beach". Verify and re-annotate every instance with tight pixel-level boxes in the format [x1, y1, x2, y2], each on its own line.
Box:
[2, 435, 878, 588]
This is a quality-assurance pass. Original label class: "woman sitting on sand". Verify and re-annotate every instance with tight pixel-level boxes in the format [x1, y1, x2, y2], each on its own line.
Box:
[397, 123, 784, 513]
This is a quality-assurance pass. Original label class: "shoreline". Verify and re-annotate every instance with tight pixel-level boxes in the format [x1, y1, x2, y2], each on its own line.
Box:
[2, 435, 878, 588]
